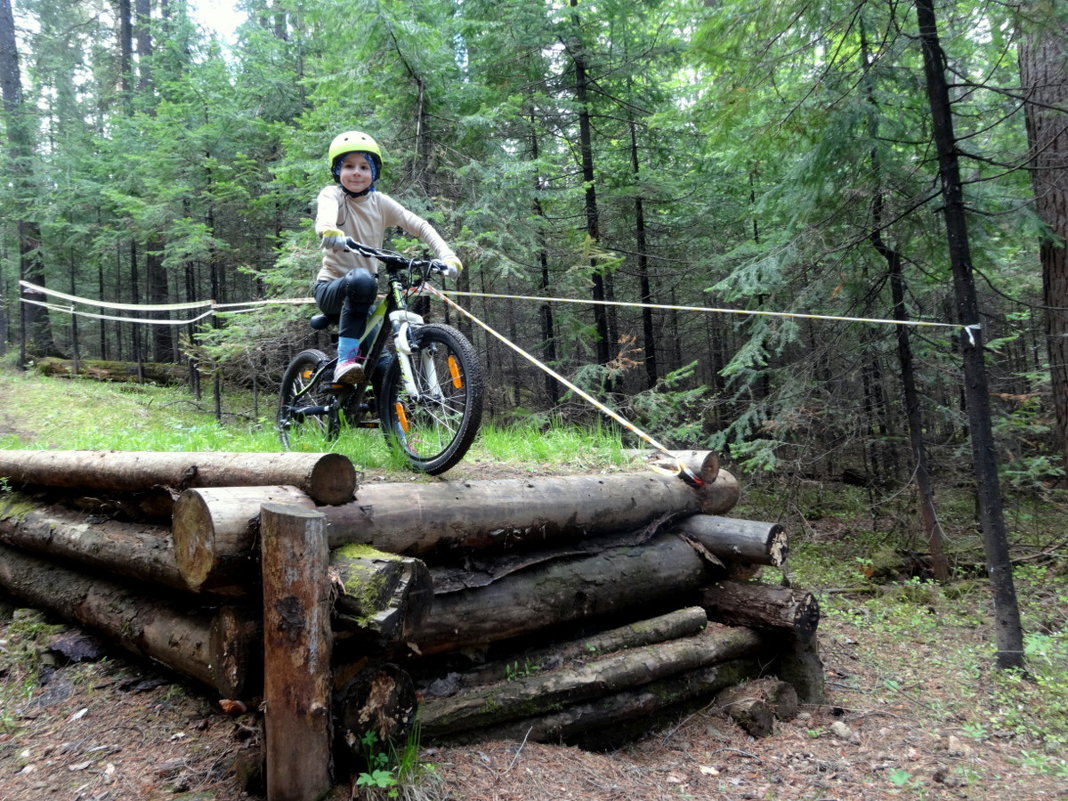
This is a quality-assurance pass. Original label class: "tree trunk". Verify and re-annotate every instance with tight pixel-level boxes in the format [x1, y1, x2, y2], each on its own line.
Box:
[0, 0, 54, 361]
[568, 0, 611, 370]
[412, 532, 713, 655]
[332, 661, 416, 758]
[714, 677, 799, 738]
[530, 107, 560, 406]
[0, 542, 259, 698]
[1019, 24, 1068, 478]
[418, 624, 765, 737]
[862, 20, 950, 582]
[0, 450, 356, 504]
[629, 110, 658, 389]
[915, 0, 1024, 669]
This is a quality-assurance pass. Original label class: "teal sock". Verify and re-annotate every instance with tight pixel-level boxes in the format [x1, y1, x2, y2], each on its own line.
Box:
[337, 336, 360, 362]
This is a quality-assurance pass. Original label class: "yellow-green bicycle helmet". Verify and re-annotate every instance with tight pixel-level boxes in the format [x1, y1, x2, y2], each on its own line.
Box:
[329, 131, 382, 181]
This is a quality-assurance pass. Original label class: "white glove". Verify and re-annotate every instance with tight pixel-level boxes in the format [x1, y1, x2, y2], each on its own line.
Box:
[441, 256, 463, 279]
[320, 228, 348, 251]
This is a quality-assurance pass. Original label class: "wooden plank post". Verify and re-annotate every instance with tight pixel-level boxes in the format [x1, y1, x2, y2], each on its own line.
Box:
[260, 502, 334, 801]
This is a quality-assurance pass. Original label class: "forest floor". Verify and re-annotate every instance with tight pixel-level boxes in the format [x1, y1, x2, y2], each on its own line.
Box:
[1, 369, 1067, 801]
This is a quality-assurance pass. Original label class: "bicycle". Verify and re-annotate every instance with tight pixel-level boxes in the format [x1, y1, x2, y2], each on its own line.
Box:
[276, 238, 484, 475]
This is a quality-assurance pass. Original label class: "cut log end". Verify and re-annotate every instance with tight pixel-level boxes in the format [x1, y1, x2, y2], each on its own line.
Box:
[695, 469, 740, 515]
[171, 490, 216, 593]
[308, 453, 358, 505]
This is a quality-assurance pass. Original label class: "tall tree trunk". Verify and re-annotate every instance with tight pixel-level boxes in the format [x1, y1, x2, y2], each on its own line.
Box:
[1018, 24, 1068, 478]
[1, 0, 54, 361]
[860, 13, 946, 579]
[530, 109, 560, 406]
[568, 0, 611, 370]
[133, 0, 175, 362]
[629, 113, 658, 389]
[915, 0, 1023, 668]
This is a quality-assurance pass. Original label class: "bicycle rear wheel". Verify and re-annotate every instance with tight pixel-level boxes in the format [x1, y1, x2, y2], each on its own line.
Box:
[378, 323, 483, 474]
[277, 349, 341, 450]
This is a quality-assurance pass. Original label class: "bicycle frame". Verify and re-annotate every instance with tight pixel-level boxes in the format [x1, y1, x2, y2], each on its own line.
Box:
[287, 256, 437, 418]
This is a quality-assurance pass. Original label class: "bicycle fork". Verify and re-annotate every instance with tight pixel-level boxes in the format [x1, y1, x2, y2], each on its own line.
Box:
[390, 310, 441, 401]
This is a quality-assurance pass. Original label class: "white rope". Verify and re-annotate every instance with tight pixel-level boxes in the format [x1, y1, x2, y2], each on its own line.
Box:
[441, 289, 964, 331]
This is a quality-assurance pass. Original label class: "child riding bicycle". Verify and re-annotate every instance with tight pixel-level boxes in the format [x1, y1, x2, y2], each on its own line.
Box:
[314, 130, 463, 384]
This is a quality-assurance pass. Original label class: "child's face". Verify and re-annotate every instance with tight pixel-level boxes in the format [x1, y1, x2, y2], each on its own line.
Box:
[338, 152, 374, 194]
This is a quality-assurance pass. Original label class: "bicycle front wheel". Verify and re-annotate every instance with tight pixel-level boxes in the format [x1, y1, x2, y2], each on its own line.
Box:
[378, 324, 483, 474]
[277, 348, 341, 451]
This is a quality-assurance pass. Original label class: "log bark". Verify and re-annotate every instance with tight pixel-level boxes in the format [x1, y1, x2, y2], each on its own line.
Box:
[172, 485, 315, 593]
[439, 660, 762, 747]
[0, 542, 259, 698]
[331, 545, 433, 645]
[34, 357, 187, 385]
[672, 515, 787, 567]
[701, 580, 819, 638]
[260, 503, 333, 801]
[412, 532, 712, 655]
[329, 470, 740, 556]
[0, 449, 356, 505]
[169, 471, 741, 592]
[0, 498, 188, 592]
[418, 624, 765, 736]
[437, 606, 710, 692]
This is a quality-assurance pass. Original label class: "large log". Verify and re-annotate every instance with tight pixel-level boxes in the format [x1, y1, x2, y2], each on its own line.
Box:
[172, 485, 316, 593]
[411, 532, 713, 655]
[701, 580, 820, 638]
[418, 624, 765, 736]
[334, 469, 741, 555]
[260, 503, 333, 801]
[0, 499, 190, 592]
[0, 542, 259, 698]
[170, 471, 741, 592]
[447, 660, 763, 748]
[0, 449, 357, 505]
[672, 515, 787, 567]
[437, 606, 710, 692]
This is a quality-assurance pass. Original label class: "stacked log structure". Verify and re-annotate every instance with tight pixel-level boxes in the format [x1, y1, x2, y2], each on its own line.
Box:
[0, 449, 823, 763]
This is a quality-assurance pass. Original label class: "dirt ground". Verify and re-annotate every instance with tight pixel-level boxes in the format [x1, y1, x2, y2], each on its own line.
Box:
[2, 559, 1066, 801]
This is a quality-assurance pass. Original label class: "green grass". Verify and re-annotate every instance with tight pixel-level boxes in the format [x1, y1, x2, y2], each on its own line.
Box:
[0, 367, 630, 474]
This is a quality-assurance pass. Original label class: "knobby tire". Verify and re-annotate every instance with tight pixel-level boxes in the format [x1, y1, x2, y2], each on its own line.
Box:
[377, 323, 483, 475]
[277, 348, 340, 450]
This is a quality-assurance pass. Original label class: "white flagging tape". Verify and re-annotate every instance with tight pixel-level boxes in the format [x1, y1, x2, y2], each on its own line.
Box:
[19, 281, 314, 324]
[426, 286, 704, 487]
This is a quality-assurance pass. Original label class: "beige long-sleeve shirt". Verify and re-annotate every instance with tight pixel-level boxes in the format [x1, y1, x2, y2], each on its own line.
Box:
[313, 185, 456, 282]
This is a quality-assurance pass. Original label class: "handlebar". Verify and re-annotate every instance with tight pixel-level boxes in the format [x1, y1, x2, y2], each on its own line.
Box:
[343, 237, 455, 277]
